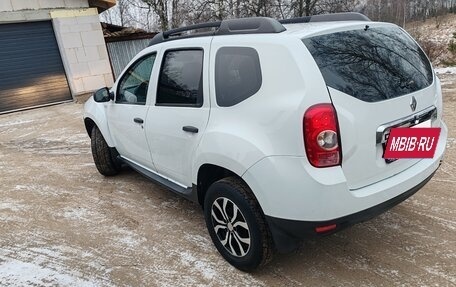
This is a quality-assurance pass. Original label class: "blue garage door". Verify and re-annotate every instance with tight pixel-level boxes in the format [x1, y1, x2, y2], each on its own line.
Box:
[0, 21, 72, 114]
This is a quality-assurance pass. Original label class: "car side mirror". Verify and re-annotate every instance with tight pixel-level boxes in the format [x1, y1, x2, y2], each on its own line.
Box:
[93, 87, 114, 103]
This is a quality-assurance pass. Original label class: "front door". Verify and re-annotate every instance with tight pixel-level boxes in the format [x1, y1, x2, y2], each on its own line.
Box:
[107, 53, 157, 168]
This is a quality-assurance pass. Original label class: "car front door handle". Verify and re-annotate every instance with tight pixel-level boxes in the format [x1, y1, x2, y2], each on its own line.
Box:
[182, 126, 199, 133]
[134, 118, 144, 124]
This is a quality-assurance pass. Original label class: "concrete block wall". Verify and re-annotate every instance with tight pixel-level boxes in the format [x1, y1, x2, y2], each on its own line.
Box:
[52, 9, 113, 95]
[0, 0, 89, 12]
[0, 1, 114, 97]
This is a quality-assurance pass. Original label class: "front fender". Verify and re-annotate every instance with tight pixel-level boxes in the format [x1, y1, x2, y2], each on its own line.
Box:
[83, 97, 115, 147]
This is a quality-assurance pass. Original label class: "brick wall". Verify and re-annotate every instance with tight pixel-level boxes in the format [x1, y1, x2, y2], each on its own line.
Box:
[52, 9, 114, 95]
[0, 0, 89, 12]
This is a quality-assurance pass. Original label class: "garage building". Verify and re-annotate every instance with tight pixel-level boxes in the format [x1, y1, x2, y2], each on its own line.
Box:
[0, 0, 116, 114]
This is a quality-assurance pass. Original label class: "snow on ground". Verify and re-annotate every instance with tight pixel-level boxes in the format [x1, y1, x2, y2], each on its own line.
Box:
[406, 14, 456, 65]
[0, 258, 97, 287]
[0, 244, 109, 287]
[0, 99, 455, 285]
[435, 67, 456, 74]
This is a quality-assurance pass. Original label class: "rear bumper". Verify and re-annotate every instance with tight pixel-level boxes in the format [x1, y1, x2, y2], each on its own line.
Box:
[242, 122, 446, 221]
[242, 122, 446, 252]
[265, 170, 436, 252]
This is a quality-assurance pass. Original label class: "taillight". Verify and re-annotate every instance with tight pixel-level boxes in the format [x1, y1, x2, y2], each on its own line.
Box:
[303, 104, 341, 168]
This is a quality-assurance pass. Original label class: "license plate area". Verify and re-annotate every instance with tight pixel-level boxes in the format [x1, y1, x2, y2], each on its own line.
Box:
[377, 107, 436, 164]
[382, 120, 432, 163]
[382, 142, 398, 163]
[412, 119, 432, 128]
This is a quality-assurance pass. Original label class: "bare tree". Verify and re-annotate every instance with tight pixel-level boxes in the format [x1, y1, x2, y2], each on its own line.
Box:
[141, 0, 169, 30]
[100, 0, 132, 26]
[101, 0, 455, 32]
[290, 0, 318, 16]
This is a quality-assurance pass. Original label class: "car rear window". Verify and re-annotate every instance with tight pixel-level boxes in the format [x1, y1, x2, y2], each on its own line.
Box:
[303, 26, 433, 102]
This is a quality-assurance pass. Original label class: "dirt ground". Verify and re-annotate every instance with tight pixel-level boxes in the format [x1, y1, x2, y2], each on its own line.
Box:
[0, 75, 455, 287]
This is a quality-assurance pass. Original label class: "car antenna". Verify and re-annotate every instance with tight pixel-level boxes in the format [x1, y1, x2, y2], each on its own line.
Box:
[364, 25, 370, 31]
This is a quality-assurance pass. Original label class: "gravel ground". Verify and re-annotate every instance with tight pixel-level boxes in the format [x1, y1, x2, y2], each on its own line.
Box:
[0, 75, 455, 286]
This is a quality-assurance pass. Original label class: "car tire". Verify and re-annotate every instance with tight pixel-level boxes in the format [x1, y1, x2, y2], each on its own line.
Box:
[91, 126, 121, 176]
[204, 177, 274, 272]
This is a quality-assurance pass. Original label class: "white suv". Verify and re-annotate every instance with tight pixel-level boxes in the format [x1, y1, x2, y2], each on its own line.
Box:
[83, 13, 447, 271]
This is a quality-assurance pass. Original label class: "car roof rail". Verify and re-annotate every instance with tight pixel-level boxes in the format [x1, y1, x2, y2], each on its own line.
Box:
[163, 21, 222, 39]
[148, 17, 286, 46]
[148, 13, 370, 47]
[279, 12, 371, 24]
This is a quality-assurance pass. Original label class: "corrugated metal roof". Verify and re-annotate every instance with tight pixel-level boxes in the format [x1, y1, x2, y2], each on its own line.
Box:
[102, 22, 157, 42]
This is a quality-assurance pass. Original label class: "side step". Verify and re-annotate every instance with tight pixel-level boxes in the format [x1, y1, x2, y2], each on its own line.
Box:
[121, 157, 198, 203]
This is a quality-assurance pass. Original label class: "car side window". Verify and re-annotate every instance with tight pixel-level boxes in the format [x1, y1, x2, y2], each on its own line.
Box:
[215, 47, 262, 107]
[117, 53, 156, 105]
[156, 49, 203, 107]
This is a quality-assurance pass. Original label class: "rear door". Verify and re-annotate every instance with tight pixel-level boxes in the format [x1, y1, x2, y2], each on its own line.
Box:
[303, 25, 437, 189]
[144, 38, 211, 187]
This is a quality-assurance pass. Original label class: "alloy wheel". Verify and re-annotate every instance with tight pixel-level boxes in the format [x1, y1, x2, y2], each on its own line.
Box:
[210, 197, 251, 257]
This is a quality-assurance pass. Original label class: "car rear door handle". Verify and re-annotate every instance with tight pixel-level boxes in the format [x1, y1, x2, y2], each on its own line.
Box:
[182, 126, 199, 133]
[134, 118, 144, 124]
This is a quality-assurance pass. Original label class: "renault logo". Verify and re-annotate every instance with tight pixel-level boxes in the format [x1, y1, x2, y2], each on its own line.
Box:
[410, 96, 417, 112]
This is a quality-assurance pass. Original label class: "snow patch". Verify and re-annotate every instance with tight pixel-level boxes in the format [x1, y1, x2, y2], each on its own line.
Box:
[179, 250, 218, 281]
[424, 266, 456, 284]
[183, 233, 211, 250]
[0, 119, 34, 128]
[111, 226, 145, 248]
[0, 201, 26, 212]
[435, 67, 456, 74]
[14, 184, 65, 197]
[0, 258, 97, 287]
[63, 207, 93, 222]
[447, 138, 456, 149]
[0, 244, 112, 286]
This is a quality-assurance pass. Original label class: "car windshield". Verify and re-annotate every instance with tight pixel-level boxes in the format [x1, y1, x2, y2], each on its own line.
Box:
[303, 26, 434, 102]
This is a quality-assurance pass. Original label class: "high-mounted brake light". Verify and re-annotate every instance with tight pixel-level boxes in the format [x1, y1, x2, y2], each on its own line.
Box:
[303, 104, 341, 168]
